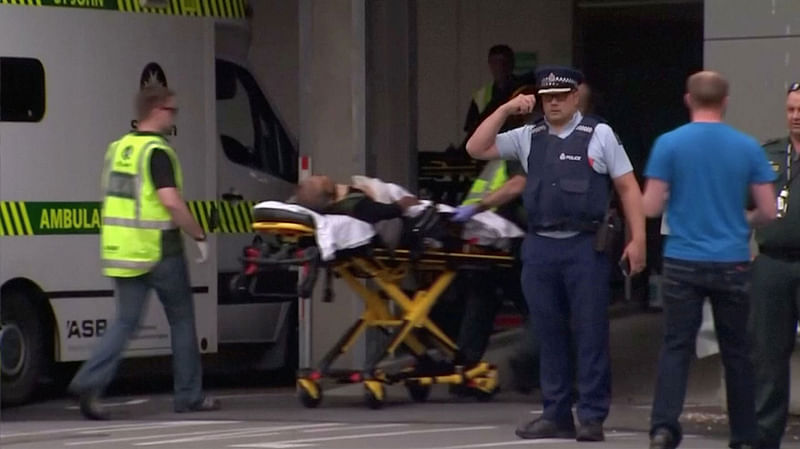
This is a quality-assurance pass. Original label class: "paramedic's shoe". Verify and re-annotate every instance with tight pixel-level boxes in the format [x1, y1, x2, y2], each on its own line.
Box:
[515, 418, 576, 439]
[576, 421, 604, 442]
[79, 391, 109, 421]
[175, 396, 221, 413]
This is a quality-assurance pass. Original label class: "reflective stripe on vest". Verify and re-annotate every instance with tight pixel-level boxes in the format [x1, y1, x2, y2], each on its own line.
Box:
[461, 160, 508, 207]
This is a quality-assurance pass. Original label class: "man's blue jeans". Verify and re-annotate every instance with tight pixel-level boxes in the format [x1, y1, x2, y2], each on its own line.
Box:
[651, 258, 757, 448]
[69, 254, 203, 410]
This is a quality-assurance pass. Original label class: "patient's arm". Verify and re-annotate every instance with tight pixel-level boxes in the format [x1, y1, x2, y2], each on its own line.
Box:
[351, 198, 404, 223]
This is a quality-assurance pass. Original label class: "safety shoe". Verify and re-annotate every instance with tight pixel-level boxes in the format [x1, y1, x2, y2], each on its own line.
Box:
[649, 427, 677, 449]
[175, 396, 221, 413]
[576, 421, 605, 442]
[79, 391, 110, 421]
[515, 418, 576, 439]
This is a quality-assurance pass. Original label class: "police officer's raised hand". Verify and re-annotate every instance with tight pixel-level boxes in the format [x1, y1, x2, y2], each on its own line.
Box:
[503, 94, 536, 116]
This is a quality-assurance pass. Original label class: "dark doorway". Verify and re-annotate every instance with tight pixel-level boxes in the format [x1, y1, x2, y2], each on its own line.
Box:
[574, 0, 704, 302]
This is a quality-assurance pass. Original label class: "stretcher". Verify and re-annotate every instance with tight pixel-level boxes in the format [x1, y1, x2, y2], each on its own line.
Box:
[234, 201, 521, 409]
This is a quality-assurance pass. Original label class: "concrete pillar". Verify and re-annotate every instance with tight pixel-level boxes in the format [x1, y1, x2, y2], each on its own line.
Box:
[299, 0, 366, 369]
[365, 0, 417, 189]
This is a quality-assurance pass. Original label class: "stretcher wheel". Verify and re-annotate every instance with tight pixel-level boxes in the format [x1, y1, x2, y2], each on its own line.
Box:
[363, 380, 385, 409]
[474, 386, 499, 402]
[297, 378, 322, 408]
[406, 383, 431, 403]
[471, 371, 499, 402]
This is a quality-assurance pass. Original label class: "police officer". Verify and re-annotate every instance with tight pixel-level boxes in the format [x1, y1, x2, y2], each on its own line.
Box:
[68, 86, 219, 419]
[750, 82, 800, 449]
[466, 66, 646, 441]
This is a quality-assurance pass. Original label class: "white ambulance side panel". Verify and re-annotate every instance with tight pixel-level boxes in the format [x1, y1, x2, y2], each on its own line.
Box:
[0, 6, 218, 361]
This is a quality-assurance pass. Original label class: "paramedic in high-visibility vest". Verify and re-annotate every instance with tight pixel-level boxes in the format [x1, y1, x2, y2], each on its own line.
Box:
[68, 86, 220, 420]
[463, 44, 521, 139]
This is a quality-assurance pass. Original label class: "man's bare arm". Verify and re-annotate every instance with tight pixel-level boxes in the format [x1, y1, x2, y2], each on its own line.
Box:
[466, 94, 535, 160]
[747, 182, 777, 227]
[642, 178, 669, 218]
[476, 175, 526, 211]
[157, 187, 206, 240]
[614, 172, 647, 274]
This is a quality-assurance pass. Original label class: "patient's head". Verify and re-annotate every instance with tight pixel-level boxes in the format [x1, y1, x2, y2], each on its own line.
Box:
[294, 175, 336, 211]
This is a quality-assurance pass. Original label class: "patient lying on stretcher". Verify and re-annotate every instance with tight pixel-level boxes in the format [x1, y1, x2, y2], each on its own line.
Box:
[293, 175, 452, 250]
[293, 175, 420, 223]
[286, 174, 524, 252]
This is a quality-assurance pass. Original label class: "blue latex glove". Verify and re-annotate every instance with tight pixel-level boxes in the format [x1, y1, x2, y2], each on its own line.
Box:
[451, 204, 480, 222]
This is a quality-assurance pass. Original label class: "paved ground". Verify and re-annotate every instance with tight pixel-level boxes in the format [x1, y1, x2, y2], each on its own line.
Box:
[3, 312, 800, 448]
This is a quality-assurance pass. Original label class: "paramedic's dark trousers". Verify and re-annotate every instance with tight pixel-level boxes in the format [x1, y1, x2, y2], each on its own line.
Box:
[749, 252, 800, 449]
[69, 255, 203, 410]
[456, 266, 527, 365]
[651, 258, 756, 448]
[521, 233, 611, 426]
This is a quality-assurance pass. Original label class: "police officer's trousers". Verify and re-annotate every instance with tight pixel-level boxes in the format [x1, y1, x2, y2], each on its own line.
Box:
[750, 253, 800, 449]
[520, 233, 611, 426]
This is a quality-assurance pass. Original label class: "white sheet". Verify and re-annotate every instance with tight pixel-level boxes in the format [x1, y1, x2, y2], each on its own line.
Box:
[253, 201, 375, 261]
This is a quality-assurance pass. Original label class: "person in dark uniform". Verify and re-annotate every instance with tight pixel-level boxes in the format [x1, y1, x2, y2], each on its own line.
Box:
[750, 81, 800, 449]
[449, 160, 528, 380]
[466, 66, 646, 441]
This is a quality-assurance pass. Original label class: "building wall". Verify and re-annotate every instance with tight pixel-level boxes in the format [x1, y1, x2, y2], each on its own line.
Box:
[417, 0, 574, 152]
[705, 0, 800, 141]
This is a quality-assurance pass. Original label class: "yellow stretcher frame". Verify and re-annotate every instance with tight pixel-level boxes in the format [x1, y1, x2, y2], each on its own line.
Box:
[250, 220, 514, 409]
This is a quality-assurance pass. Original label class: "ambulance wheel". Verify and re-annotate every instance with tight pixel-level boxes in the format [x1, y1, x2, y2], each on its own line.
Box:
[406, 383, 430, 403]
[1, 290, 46, 406]
[363, 381, 385, 409]
[297, 379, 322, 408]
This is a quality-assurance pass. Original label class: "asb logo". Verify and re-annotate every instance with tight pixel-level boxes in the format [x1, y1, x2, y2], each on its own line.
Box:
[140, 62, 168, 90]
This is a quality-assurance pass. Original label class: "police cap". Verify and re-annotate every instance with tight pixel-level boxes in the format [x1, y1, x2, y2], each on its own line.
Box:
[535, 66, 584, 94]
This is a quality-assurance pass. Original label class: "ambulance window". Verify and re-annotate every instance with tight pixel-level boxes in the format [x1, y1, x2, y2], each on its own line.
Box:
[0, 57, 45, 122]
[215, 60, 297, 183]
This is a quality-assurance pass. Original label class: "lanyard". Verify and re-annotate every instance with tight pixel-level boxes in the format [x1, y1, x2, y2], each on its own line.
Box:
[787, 142, 793, 182]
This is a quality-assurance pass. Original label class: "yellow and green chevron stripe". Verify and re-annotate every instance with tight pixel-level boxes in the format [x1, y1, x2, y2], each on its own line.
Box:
[0, 0, 248, 19]
[0, 201, 255, 236]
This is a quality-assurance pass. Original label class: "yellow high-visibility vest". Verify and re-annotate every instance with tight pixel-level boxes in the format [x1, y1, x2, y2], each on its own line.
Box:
[100, 133, 183, 277]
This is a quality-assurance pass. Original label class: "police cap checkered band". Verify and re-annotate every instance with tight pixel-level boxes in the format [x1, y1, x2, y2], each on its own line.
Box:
[535, 66, 584, 94]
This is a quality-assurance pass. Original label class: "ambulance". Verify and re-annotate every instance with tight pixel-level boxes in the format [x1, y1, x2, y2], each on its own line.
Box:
[0, 0, 298, 405]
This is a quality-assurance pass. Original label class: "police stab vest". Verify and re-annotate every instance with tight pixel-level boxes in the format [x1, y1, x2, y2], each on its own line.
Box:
[100, 133, 183, 277]
[524, 116, 609, 232]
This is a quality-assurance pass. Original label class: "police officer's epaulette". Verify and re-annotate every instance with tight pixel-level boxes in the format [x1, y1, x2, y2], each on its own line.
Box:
[585, 113, 623, 145]
[761, 137, 783, 146]
[531, 117, 547, 134]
